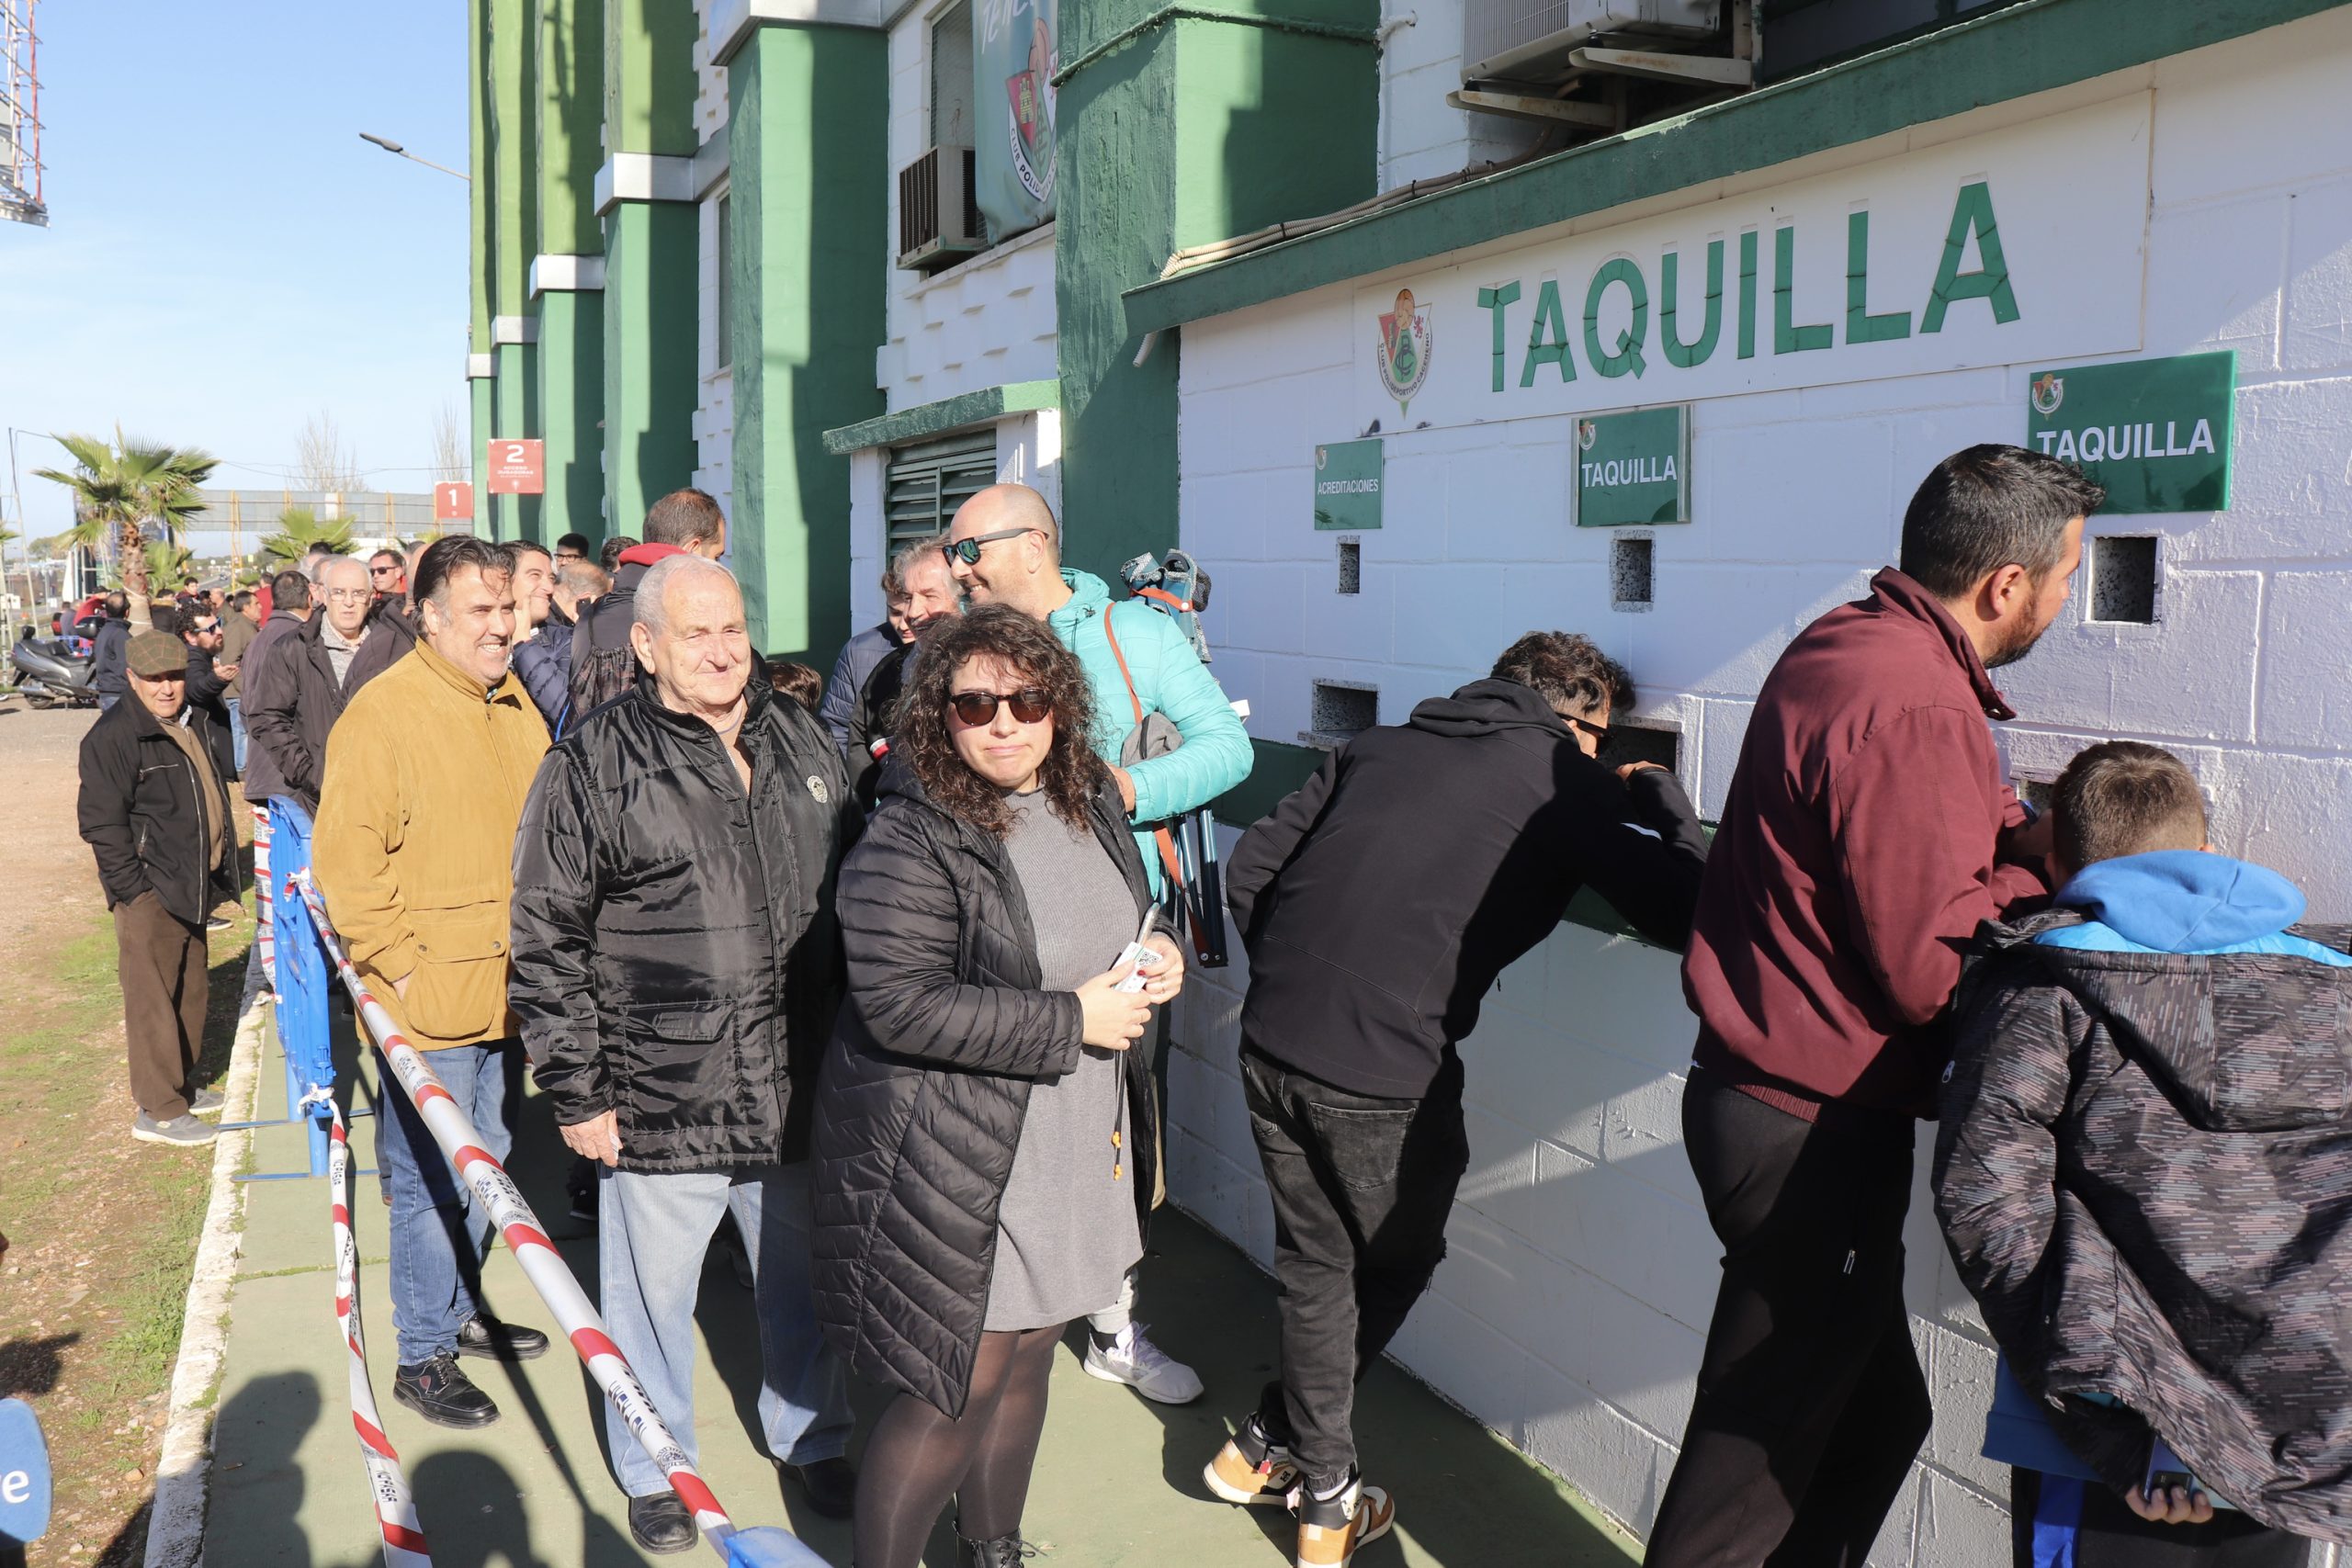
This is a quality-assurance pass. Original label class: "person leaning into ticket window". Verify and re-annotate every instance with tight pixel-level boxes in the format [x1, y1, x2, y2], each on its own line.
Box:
[313, 536, 554, 1434]
[510, 555, 859, 1554]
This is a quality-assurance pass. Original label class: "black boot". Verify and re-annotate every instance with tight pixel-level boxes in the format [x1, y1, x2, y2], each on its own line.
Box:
[627, 1490, 698, 1554]
[391, 1352, 499, 1428]
[456, 1313, 550, 1361]
[956, 1529, 1038, 1566]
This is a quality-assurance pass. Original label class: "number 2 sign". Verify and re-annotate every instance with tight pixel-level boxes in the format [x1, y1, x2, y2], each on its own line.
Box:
[485, 438, 545, 495]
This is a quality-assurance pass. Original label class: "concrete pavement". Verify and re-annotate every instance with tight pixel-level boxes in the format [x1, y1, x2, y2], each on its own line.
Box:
[199, 1016, 1640, 1567]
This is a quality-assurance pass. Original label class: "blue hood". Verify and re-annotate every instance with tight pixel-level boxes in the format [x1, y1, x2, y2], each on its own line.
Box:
[2053, 851, 2303, 953]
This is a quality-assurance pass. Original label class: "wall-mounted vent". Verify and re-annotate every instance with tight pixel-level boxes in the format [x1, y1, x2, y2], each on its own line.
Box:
[896, 146, 983, 272]
[1337, 537, 1362, 595]
[2090, 535, 2158, 625]
[1304, 680, 1378, 748]
[2017, 776, 2057, 818]
[1612, 534, 1654, 610]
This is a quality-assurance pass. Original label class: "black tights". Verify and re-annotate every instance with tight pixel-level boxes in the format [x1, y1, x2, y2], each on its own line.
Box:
[853, 1324, 1062, 1568]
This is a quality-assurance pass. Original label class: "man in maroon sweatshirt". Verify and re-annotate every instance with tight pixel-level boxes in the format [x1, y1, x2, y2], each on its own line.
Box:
[1646, 445, 2104, 1567]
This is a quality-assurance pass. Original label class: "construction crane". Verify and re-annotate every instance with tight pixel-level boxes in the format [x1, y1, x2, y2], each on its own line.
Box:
[0, 0, 43, 227]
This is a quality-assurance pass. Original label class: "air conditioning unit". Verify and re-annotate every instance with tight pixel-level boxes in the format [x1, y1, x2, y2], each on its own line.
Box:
[897, 145, 984, 272]
[1463, 0, 1722, 86]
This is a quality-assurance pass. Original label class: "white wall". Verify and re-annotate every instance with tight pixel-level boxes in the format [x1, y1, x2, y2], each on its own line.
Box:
[1375, 0, 1543, 188]
[880, 5, 1059, 411]
[1170, 11, 2352, 1563]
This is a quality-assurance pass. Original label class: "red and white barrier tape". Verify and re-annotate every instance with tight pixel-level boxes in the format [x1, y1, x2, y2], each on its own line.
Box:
[289, 872, 743, 1559]
[330, 1104, 433, 1567]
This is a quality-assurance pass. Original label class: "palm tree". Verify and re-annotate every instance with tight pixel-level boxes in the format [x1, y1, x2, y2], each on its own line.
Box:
[141, 539, 197, 595]
[255, 506, 357, 573]
[31, 429, 218, 615]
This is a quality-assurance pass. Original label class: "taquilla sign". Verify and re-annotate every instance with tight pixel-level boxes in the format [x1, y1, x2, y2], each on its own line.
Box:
[1352, 95, 2152, 433]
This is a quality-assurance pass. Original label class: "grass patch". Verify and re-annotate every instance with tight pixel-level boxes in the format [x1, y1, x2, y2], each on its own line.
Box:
[0, 889, 254, 1564]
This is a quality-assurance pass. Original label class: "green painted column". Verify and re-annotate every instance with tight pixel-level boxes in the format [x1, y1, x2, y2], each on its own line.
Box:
[488, 0, 540, 544]
[600, 0, 699, 538]
[724, 22, 887, 660]
[1055, 0, 1378, 579]
[468, 0, 493, 525]
[535, 0, 607, 544]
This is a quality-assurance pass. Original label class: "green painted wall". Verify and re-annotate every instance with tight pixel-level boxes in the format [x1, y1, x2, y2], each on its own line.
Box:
[536, 291, 606, 542]
[727, 24, 888, 661]
[491, 0, 537, 317]
[1055, 2, 1377, 582]
[492, 343, 542, 542]
[535, 0, 606, 544]
[469, 0, 492, 508]
[601, 201, 699, 536]
[537, 0, 605, 254]
[599, 0, 698, 538]
[469, 0, 492, 349]
[469, 376, 493, 530]
[605, 0, 698, 157]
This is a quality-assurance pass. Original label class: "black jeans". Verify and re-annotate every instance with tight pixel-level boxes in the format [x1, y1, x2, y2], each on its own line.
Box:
[1645, 1066, 1931, 1568]
[1241, 1042, 1469, 1490]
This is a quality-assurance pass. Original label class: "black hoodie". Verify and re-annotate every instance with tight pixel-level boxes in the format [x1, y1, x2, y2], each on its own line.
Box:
[1224, 679, 1709, 1098]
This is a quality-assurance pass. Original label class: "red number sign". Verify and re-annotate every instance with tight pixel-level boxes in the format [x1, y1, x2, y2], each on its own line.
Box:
[485, 439, 546, 495]
[434, 481, 474, 521]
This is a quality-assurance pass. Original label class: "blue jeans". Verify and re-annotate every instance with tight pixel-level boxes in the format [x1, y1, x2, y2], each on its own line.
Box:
[599, 1161, 851, 1496]
[226, 696, 246, 773]
[377, 1041, 513, 1365]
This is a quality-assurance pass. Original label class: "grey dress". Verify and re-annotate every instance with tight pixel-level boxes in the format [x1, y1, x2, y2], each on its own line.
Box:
[984, 790, 1147, 1331]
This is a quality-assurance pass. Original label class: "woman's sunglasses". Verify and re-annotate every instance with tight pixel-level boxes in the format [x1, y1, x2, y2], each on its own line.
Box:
[949, 688, 1054, 726]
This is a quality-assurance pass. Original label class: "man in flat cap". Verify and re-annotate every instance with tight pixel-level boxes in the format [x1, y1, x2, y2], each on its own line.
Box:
[77, 630, 240, 1146]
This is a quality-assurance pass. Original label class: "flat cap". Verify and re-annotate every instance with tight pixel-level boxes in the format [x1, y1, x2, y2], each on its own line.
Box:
[128, 629, 189, 679]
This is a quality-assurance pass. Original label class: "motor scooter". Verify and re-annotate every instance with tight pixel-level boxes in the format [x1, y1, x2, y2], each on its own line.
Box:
[8, 631, 101, 708]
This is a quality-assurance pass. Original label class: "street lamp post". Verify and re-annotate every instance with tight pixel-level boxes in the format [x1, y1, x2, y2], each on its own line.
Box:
[357, 132, 469, 183]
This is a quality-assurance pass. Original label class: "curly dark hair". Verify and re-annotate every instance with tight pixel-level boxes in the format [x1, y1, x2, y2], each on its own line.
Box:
[899, 604, 1103, 837]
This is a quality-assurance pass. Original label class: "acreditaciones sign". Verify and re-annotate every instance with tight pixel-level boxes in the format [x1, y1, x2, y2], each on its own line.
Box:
[1314, 439, 1383, 530]
[1577, 406, 1690, 527]
[2026, 350, 2234, 514]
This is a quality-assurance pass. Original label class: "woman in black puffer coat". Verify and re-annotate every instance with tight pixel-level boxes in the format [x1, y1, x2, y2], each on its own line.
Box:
[812, 607, 1183, 1568]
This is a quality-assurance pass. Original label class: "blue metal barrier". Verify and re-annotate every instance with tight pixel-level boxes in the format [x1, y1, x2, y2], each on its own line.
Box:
[224, 799, 353, 1181]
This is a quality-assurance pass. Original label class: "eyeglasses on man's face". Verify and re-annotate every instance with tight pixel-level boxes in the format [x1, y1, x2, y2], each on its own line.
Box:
[1556, 709, 1610, 745]
[369, 563, 401, 578]
[948, 687, 1054, 727]
[942, 526, 1039, 567]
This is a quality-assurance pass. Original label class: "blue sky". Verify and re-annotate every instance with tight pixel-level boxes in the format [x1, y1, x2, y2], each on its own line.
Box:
[0, 0, 469, 539]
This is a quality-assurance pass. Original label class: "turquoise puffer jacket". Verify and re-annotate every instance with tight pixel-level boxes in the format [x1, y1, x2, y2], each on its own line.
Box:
[1045, 569, 1252, 894]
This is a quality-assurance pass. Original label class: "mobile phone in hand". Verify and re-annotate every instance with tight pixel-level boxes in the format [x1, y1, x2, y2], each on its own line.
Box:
[2144, 1437, 2197, 1500]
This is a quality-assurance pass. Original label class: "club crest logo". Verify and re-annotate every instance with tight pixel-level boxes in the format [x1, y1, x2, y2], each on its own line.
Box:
[1374, 288, 1433, 417]
[2031, 372, 2064, 416]
[806, 774, 831, 805]
[1577, 421, 1599, 451]
[1004, 13, 1057, 203]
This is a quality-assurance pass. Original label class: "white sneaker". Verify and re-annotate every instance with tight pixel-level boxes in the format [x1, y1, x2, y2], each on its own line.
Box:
[1082, 1322, 1204, 1404]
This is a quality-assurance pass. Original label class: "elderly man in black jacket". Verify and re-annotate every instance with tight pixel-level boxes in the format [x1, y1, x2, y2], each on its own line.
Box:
[510, 554, 857, 1554]
[78, 631, 239, 1147]
[244, 556, 384, 815]
[1203, 631, 1712, 1561]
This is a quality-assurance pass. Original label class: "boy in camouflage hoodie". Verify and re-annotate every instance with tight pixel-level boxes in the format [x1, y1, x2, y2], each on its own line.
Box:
[1935, 740, 2352, 1564]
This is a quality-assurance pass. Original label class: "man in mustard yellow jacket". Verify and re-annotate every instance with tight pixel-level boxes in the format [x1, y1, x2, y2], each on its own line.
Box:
[315, 536, 554, 1429]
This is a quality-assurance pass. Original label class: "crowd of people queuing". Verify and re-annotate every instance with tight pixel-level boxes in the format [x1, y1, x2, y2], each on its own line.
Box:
[70, 444, 2352, 1567]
